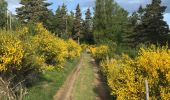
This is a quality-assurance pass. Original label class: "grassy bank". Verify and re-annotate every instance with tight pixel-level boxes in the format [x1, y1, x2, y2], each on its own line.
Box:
[24, 58, 79, 100]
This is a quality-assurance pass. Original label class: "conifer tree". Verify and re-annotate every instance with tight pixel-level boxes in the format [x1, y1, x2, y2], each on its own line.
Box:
[67, 11, 74, 38]
[82, 8, 93, 44]
[16, 0, 51, 24]
[93, 0, 106, 43]
[72, 4, 82, 44]
[134, 0, 169, 45]
[124, 6, 144, 47]
[0, 0, 7, 28]
[52, 6, 61, 35]
[58, 4, 67, 38]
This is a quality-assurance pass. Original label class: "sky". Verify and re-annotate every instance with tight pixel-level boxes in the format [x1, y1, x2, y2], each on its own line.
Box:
[6, 0, 170, 26]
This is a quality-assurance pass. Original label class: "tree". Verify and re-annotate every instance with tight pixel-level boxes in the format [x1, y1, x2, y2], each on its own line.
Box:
[72, 4, 82, 44]
[51, 6, 61, 35]
[134, 0, 169, 45]
[16, 0, 51, 24]
[82, 8, 93, 44]
[67, 11, 74, 38]
[93, 0, 129, 44]
[93, 0, 106, 43]
[124, 6, 144, 47]
[0, 0, 7, 28]
[57, 4, 67, 38]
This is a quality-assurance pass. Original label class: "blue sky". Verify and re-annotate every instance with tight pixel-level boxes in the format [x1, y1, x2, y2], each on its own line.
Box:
[6, 0, 170, 26]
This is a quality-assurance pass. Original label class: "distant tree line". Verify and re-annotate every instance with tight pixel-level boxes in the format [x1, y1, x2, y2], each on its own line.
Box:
[0, 0, 170, 46]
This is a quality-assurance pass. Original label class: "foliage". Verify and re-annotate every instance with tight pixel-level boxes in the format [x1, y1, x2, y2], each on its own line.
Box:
[93, 0, 129, 44]
[128, 0, 169, 46]
[67, 39, 82, 59]
[0, 0, 7, 28]
[16, 0, 52, 24]
[0, 31, 24, 72]
[72, 4, 82, 43]
[0, 23, 82, 87]
[100, 45, 170, 99]
[82, 8, 93, 44]
[89, 45, 109, 61]
[31, 23, 68, 69]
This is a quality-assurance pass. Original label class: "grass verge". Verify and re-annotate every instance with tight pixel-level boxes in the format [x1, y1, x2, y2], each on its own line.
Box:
[72, 53, 96, 100]
[24, 58, 79, 100]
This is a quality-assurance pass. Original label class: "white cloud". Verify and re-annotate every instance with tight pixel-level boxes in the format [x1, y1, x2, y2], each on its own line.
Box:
[6, 0, 21, 14]
[164, 13, 170, 27]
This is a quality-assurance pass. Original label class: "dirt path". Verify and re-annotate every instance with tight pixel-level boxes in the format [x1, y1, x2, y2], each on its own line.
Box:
[53, 55, 83, 100]
[91, 59, 112, 100]
[53, 53, 112, 100]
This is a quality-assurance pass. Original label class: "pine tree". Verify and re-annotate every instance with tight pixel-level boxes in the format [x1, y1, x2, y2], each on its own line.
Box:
[16, 0, 51, 23]
[93, 0, 106, 43]
[67, 11, 74, 38]
[58, 3, 67, 38]
[124, 6, 144, 47]
[135, 0, 169, 45]
[52, 6, 61, 35]
[82, 8, 93, 44]
[0, 0, 7, 28]
[105, 0, 114, 33]
[112, 7, 129, 45]
[72, 4, 82, 44]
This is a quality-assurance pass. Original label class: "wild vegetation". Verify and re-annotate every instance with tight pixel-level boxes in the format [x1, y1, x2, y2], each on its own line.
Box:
[0, 0, 170, 99]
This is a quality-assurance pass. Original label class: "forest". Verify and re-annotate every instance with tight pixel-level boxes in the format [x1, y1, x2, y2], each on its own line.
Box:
[0, 0, 170, 100]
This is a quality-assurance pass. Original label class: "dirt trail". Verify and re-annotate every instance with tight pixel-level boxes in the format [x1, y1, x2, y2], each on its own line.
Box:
[53, 56, 83, 100]
[54, 53, 112, 100]
[91, 59, 112, 100]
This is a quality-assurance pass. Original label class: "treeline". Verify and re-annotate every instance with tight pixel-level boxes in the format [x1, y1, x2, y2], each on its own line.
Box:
[0, 0, 169, 46]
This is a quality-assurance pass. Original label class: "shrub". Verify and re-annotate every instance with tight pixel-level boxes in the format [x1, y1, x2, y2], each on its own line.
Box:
[0, 31, 24, 72]
[89, 45, 109, 61]
[31, 23, 68, 69]
[67, 39, 82, 59]
[101, 45, 170, 99]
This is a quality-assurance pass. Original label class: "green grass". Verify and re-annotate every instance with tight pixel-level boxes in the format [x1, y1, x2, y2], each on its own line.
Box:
[24, 58, 79, 100]
[72, 53, 96, 100]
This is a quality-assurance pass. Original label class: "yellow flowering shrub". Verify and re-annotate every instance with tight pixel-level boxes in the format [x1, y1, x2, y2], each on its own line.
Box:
[67, 39, 82, 59]
[0, 31, 24, 72]
[101, 45, 170, 99]
[31, 23, 68, 69]
[90, 45, 109, 61]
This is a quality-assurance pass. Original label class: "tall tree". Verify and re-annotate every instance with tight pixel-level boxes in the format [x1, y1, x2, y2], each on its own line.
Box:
[125, 6, 145, 47]
[82, 8, 93, 44]
[52, 6, 61, 35]
[16, 0, 51, 24]
[93, 0, 129, 44]
[58, 3, 67, 38]
[134, 0, 169, 45]
[93, 0, 106, 43]
[0, 0, 7, 28]
[67, 11, 74, 38]
[72, 4, 82, 44]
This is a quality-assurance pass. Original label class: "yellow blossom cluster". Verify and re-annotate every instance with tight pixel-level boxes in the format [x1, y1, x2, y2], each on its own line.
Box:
[0, 31, 24, 72]
[100, 45, 170, 99]
[67, 39, 82, 59]
[89, 45, 109, 61]
[0, 23, 82, 73]
[31, 23, 81, 69]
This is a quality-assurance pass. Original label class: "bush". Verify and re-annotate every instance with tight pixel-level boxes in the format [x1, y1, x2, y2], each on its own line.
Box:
[0, 31, 24, 72]
[100, 45, 170, 99]
[67, 39, 82, 59]
[0, 23, 82, 85]
[89, 45, 109, 62]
